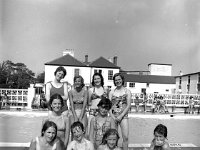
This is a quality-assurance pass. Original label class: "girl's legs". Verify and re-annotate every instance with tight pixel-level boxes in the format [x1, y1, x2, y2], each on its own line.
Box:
[192, 105, 194, 114]
[144, 103, 147, 112]
[189, 105, 191, 114]
[120, 118, 129, 150]
[136, 105, 139, 112]
[81, 114, 88, 136]
[87, 114, 94, 137]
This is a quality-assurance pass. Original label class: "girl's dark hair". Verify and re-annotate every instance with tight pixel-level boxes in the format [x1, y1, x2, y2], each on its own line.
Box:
[41, 121, 57, 141]
[92, 73, 104, 87]
[54, 66, 67, 78]
[71, 121, 84, 135]
[48, 93, 64, 111]
[113, 73, 125, 86]
[102, 129, 120, 145]
[74, 75, 85, 88]
[97, 96, 112, 110]
[154, 124, 168, 138]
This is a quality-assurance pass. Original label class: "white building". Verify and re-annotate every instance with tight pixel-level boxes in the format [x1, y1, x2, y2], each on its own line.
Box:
[44, 53, 120, 89]
[148, 63, 172, 76]
[44, 51, 176, 94]
[175, 72, 200, 94]
[122, 72, 176, 94]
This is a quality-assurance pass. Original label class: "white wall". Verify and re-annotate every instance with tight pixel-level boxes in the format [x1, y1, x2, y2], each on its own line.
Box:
[190, 74, 198, 94]
[149, 64, 172, 76]
[177, 74, 199, 94]
[147, 83, 175, 94]
[126, 82, 175, 94]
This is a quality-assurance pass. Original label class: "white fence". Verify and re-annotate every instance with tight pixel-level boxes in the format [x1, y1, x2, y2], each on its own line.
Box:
[132, 93, 200, 107]
[1, 88, 200, 109]
[0, 88, 28, 107]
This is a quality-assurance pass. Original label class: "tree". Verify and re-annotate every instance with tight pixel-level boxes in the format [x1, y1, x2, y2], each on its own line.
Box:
[0, 60, 36, 89]
[36, 71, 45, 83]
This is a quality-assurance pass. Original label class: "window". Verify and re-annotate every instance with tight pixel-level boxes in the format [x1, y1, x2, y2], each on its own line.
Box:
[94, 69, 102, 74]
[198, 73, 200, 82]
[108, 70, 113, 80]
[146, 83, 149, 88]
[74, 68, 80, 76]
[179, 77, 182, 85]
[187, 76, 190, 92]
[197, 83, 200, 91]
[188, 76, 190, 84]
[179, 77, 182, 89]
[129, 82, 135, 88]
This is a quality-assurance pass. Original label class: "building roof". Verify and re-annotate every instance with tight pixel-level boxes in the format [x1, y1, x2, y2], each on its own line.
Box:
[45, 54, 87, 67]
[148, 63, 172, 66]
[121, 73, 176, 84]
[175, 71, 200, 78]
[89, 57, 120, 69]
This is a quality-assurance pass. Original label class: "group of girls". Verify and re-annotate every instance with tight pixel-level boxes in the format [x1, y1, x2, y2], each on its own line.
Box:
[29, 66, 132, 150]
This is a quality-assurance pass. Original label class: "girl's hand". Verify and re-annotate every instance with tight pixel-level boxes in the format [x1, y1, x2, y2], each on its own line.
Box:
[114, 117, 120, 123]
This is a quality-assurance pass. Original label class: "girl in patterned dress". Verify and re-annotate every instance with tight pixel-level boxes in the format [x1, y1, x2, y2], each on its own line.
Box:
[109, 73, 131, 150]
[89, 97, 115, 149]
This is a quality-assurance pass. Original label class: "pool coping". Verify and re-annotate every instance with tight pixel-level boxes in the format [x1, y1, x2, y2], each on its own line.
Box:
[1, 110, 200, 119]
[0, 142, 197, 148]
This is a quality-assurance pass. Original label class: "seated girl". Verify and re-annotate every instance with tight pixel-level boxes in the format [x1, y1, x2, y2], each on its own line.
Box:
[97, 128, 121, 150]
[67, 121, 94, 150]
[29, 120, 62, 150]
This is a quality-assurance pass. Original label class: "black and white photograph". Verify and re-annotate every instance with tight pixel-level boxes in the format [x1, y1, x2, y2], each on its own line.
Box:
[0, 0, 200, 150]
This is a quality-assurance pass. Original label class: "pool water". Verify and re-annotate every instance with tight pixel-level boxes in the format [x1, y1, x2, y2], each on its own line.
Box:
[0, 111, 200, 148]
[128, 115, 200, 147]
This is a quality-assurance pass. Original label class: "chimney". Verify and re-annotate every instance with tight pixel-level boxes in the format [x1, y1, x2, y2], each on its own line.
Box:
[63, 49, 74, 57]
[113, 56, 117, 65]
[85, 55, 88, 63]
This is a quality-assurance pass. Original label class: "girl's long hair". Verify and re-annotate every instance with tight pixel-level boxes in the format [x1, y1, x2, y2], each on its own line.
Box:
[101, 128, 120, 145]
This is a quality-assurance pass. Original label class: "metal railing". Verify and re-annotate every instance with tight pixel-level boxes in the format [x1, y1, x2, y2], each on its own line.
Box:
[1, 88, 200, 108]
[132, 93, 200, 107]
[0, 88, 28, 107]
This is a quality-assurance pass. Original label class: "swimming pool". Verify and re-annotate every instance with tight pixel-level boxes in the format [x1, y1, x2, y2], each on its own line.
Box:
[0, 111, 200, 149]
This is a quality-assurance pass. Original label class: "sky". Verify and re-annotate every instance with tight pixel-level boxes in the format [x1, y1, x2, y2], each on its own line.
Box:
[0, 0, 200, 76]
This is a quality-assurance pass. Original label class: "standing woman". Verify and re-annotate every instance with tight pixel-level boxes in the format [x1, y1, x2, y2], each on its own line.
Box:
[69, 75, 88, 129]
[88, 73, 108, 116]
[43, 94, 70, 149]
[109, 73, 131, 150]
[46, 66, 69, 113]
